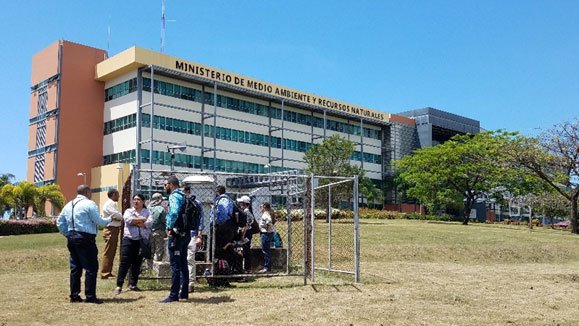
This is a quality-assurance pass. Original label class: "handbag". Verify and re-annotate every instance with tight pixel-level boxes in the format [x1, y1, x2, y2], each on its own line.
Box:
[138, 228, 152, 259]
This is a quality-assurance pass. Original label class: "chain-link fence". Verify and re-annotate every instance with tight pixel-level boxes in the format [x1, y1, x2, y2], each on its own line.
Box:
[130, 168, 359, 284]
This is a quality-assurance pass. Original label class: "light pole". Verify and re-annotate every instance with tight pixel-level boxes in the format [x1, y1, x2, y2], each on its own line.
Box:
[116, 164, 124, 192]
[76, 172, 86, 185]
[264, 163, 271, 174]
[167, 144, 187, 171]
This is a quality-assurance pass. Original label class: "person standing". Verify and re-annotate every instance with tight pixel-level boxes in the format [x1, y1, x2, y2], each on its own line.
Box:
[258, 202, 275, 273]
[184, 185, 204, 293]
[100, 189, 123, 279]
[210, 185, 234, 259]
[114, 193, 152, 295]
[160, 176, 191, 303]
[57, 185, 118, 304]
[149, 192, 167, 262]
[236, 195, 254, 273]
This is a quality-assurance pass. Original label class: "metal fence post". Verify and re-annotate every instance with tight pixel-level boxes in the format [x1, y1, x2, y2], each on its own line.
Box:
[328, 184, 332, 270]
[354, 175, 361, 283]
[310, 173, 315, 283]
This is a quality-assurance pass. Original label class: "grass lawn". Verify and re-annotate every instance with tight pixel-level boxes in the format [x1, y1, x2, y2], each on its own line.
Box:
[1, 220, 579, 325]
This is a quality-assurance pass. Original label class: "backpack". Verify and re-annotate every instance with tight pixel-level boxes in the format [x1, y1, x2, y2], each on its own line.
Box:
[174, 193, 201, 234]
[207, 259, 231, 287]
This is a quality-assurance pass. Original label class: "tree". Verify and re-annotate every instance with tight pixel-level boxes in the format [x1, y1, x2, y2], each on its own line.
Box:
[531, 191, 570, 228]
[396, 131, 526, 224]
[508, 120, 579, 233]
[34, 184, 66, 217]
[0, 173, 15, 188]
[304, 134, 382, 209]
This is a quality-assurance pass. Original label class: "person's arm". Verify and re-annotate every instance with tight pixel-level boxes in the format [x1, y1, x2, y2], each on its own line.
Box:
[104, 201, 123, 221]
[143, 209, 153, 229]
[56, 206, 69, 235]
[89, 202, 112, 226]
[197, 202, 204, 234]
[166, 192, 181, 230]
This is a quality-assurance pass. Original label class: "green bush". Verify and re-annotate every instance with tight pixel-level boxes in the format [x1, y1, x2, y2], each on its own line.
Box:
[0, 218, 59, 236]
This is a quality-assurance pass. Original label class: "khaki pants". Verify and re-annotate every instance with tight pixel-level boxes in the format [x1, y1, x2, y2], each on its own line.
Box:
[100, 226, 120, 277]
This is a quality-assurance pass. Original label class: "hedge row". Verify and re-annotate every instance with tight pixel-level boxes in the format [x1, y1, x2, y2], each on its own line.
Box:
[273, 208, 459, 222]
[0, 218, 59, 236]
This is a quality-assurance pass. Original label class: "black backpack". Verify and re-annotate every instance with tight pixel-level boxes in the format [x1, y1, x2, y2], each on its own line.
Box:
[174, 193, 201, 234]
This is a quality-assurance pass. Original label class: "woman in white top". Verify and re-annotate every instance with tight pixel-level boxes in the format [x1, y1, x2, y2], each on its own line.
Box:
[115, 193, 152, 295]
[258, 202, 275, 273]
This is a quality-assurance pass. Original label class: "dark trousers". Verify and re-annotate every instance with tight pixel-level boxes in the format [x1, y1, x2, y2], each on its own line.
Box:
[168, 233, 191, 300]
[66, 232, 98, 300]
[116, 238, 142, 288]
[260, 232, 274, 270]
[242, 232, 253, 271]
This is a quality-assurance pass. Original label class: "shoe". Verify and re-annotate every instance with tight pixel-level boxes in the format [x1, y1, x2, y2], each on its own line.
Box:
[179, 297, 188, 302]
[85, 298, 104, 304]
[160, 297, 178, 303]
[70, 296, 83, 303]
[188, 283, 194, 293]
[257, 268, 270, 273]
[101, 274, 115, 279]
[128, 285, 141, 292]
[114, 287, 122, 296]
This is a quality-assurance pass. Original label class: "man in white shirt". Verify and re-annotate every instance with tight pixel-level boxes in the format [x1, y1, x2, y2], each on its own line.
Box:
[100, 189, 123, 279]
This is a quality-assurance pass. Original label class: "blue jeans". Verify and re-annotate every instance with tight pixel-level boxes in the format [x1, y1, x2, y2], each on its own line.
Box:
[66, 232, 98, 300]
[260, 232, 274, 270]
[168, 233, 191, 300]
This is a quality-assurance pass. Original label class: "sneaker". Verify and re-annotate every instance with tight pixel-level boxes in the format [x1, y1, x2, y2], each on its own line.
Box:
[179, 297, 188, 302]
[85, 298, 104, 304]
[128, 285, 141, 292]
[160, 297, 178, 303]
[69, 296, 83, 303]
[257, 268, 270, 273]
[101, 274, 115, 279]
[114, 287, 122, 296]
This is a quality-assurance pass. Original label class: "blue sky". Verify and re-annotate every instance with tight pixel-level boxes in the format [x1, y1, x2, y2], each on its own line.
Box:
[1, 0, 578, 182]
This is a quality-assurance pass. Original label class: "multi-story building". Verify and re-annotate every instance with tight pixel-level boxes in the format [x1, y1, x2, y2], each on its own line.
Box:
[27, 40, 478, 212]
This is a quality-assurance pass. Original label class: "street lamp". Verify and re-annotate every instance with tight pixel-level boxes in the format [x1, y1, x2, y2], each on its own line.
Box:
[116, 164, 124, 191]
[76, 172, 86, 185]
[167, 144, 187, 171]
[264, 163, 271, 174]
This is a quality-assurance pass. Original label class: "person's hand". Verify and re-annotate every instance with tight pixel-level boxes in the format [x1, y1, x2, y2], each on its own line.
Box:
[195, 235, 203, 249]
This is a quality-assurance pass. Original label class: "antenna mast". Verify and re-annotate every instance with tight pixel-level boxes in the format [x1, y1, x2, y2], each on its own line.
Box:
[161, 0, 166, 53]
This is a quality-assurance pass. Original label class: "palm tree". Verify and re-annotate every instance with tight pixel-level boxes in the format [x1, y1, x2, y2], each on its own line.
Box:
[0, 173, 15, 188]
[34, 184, 65, 217]
[11, 181, 37, 218]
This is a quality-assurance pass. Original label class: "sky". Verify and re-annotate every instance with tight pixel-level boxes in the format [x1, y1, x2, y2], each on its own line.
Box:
[1, 0, 578, 182]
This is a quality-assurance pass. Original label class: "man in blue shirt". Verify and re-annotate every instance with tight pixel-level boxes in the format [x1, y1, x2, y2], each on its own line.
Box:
[57, 185, 119, 304]
[160, 175, 190, 303]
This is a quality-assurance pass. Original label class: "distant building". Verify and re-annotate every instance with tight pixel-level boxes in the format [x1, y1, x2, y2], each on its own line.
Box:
[27, 40, 480, 212]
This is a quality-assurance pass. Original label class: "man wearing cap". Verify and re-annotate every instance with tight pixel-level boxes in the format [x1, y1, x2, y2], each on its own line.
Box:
[149, 193, 167, 262]
[236, 195, 255, 273]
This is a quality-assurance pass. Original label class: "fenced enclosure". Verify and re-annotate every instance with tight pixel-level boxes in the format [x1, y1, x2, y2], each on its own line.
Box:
[130, 168, 360, 284]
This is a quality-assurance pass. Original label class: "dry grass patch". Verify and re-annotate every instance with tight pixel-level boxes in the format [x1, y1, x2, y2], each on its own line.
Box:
[1, 220, 579, 325]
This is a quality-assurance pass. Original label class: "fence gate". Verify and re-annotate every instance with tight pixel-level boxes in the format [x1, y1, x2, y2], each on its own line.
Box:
[309, 175, 360, 283]
[132, 168, 359, 284]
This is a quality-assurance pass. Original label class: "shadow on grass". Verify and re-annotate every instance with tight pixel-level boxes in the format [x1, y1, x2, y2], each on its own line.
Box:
[310, 284, 363, 293]
[105, 296, 144, 303]
[189, 295, 235, 304]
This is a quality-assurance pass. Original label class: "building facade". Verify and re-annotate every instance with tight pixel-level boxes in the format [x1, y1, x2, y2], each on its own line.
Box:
[27, 40, 478, 211]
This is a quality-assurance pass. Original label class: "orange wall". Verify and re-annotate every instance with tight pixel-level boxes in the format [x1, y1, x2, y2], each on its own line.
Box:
[56, 41, 107, 200]
[31, 42, 59, 86]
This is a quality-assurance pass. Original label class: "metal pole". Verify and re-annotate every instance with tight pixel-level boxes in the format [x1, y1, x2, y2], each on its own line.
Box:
[354, 175, 361, 283]
[310, 174, 315, 283]
[200, 85, 205, 171]
[286, 176, 291, 275]
[281, 99, 285, 169]
[213, 82, 217, 172]
[328, 185, 332, 270]
[149, 67, 155, 191]
[303, 177, 308, 286]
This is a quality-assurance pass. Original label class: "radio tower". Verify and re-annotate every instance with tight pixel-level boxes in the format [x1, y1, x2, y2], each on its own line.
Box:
[161, 0, 166, 53]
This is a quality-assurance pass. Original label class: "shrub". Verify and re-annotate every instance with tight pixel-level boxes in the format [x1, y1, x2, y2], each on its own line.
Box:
[0, 218, 59, 236]
[360, 208, 407, 219]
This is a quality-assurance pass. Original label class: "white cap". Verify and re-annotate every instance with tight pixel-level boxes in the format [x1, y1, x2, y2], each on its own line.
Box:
[236, 195, 251, 204]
